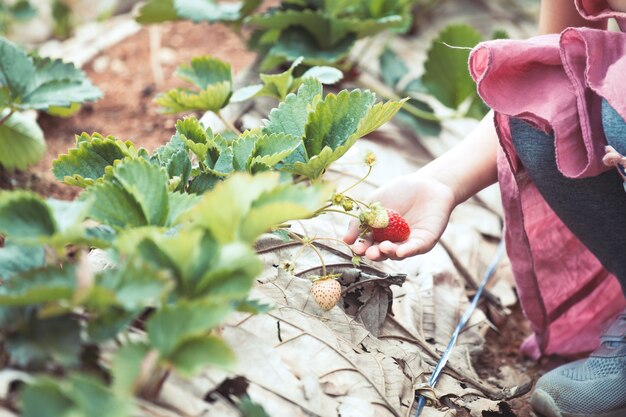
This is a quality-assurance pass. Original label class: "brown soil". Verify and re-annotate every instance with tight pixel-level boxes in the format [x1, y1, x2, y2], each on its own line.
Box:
[6, 20, 255, 200]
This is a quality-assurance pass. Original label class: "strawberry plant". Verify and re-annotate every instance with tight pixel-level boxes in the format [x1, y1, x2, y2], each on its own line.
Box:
[0, 61, 405, 415]
[0, 36, 101, 171]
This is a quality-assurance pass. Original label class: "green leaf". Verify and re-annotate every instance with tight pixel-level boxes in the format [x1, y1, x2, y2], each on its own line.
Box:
[379, 46, 408, 88]
[263, 78, 322, 138]
[303, 89, 375, 157]
[111, 342, 150, 395]
[258, 56, 302, 100]
[0, 241, 44, 279]
[156, 82, 232, 113]
[147, 300, 233, 357]
[84, 158, 170, 228]
[86, 307, 136, 343]
[22, 57, 102, 110]
[169, 335, 235, 375]
[21, 380, 74, 417]
[0, 265, 75, 306]
[176, 56, 232, 90]
[98, 258, 172, 310]
[237, 396, 271, 417]
[175, 116, 211, 144]
[157, 56, 232, 113]
[22, 374, 133, 417]
[188, 172, 221, 194]
[239, 181, 332, 241]
[0, 37, 35, 99]
[52, 133, 137, 187]
[167, 191, 201, 225]
[7, 314, 82, 367]
[422, 24, 482, 109]
[0, 110, 45, 170]
[0, 191, 56, 239]
[135, 0, 178, 23]
[46, 101, 82, 117]
[194, 242, 262, 297]
[82, 182, 147, 228]
[248, 133, 301, 171]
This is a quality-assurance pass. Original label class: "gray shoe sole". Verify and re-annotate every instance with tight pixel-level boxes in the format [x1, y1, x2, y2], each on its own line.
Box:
[531, 389, 626, 417]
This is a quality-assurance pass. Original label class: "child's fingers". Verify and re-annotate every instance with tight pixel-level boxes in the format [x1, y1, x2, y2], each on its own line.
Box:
[364, 245, 388, 262]
[343, 219, 361, 244]
[351, 235, 374, 255]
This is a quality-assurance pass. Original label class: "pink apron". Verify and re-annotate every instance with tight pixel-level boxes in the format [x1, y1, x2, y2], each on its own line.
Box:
[468, 0, 626, 358]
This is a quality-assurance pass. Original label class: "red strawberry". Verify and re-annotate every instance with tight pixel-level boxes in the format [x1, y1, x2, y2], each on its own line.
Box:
[371, 209, 410, 243]
[311, 276, 342, 310]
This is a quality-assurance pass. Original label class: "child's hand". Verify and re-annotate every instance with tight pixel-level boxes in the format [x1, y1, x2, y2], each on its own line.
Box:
[343, 173, 456, 261]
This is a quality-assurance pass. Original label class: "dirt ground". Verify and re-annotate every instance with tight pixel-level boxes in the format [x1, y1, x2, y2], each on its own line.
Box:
[0, 17, 564, 417]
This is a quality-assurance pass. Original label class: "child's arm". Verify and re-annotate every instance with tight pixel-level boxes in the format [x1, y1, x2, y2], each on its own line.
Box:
[539, 0, 607, 34]
[344, 0, 613, 262]
[344, 113, 499, 261]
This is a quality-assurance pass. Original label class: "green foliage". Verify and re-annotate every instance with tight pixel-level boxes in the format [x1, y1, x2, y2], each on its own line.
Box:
[422, 24, 483, 110]
[0, 110, 45, 170]
[156, 56, 233, 113]
[0, 36, 101, 170]
[4, 52, 403, 414]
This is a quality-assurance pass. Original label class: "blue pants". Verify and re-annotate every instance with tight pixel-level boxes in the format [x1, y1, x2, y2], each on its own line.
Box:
[509, 99, 626, 289]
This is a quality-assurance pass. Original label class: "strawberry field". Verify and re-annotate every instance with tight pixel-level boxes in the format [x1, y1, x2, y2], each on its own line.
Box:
[0, 1, 550, 416]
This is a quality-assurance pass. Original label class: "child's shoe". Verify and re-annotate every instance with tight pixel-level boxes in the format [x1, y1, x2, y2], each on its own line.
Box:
[530, 310, 626, 417]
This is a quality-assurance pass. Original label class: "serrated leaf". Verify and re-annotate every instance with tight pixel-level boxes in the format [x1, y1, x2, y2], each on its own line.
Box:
[379, 46, 408, 88]
[169, 335, 235, 375]
[0, 191, 56, 239]
[175, 0, 244, 23]
[156, 81, 232, 113]
[301, 65, 343, 84]
[263, 78, 322, 137]
[239, 181, 332, 241]
[98, 259, 172, 310]
[258, 56, 302, 100]
[422, 24, 482, 109]
[83, 181, 147, 228]
[0, 110, 45, 170]
[303, 89, 375, 157]
[247, 132, 301, 171]
[194, 242, 262, 296]
[52, 133, 136, 187]
[0, 37, 35, 99]
[110, 158, 170, 226]
[176, 56, 232, 90]
[167, 191, 201, 225]
[188, 172, 221, 194]
[147, 300, 233, 357]
[6, 314, 82, 367]
[175, 116, 212, 144]
[187, 173, 281, 243]
[232, 132, 261, 171]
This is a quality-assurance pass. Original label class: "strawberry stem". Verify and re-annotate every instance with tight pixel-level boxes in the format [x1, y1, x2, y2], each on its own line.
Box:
[287, 231, 327, 276]
[338, 165, 372, 196]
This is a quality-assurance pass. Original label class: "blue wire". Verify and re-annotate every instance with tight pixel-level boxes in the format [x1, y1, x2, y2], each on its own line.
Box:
[415, 239, 506, 417]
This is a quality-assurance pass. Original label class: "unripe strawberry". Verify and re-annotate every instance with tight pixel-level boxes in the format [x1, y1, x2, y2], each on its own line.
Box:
[371, 209, 410, 243]
[311, 276, 342, 310]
